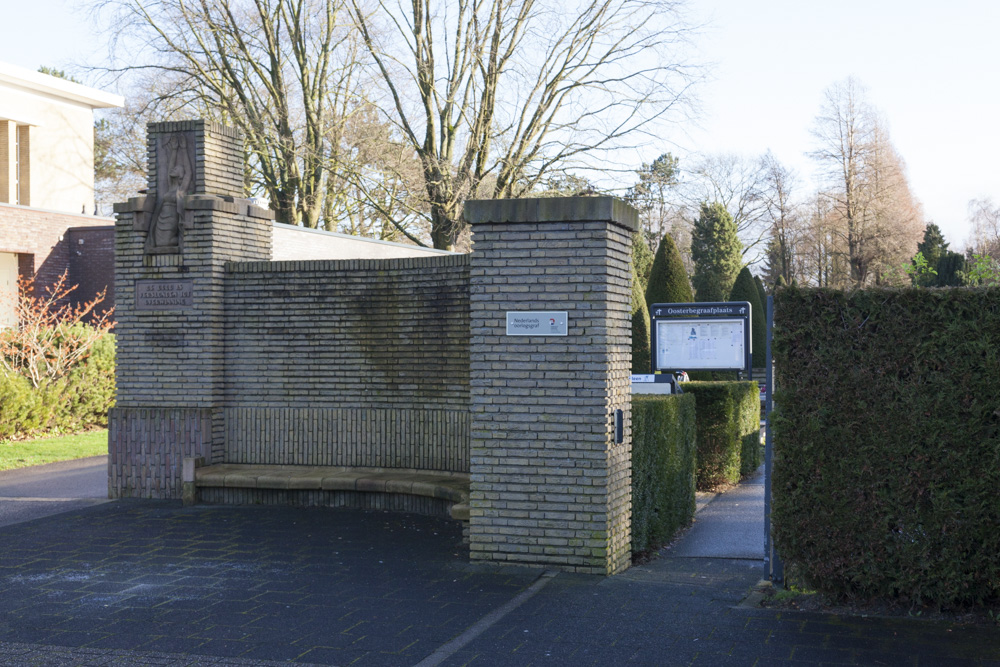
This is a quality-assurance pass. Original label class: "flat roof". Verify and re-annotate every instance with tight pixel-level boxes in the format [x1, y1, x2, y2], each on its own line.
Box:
[0, 61, 123, 109]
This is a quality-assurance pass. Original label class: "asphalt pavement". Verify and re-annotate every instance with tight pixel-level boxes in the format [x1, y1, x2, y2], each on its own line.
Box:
[0, 455, 109, 528]
[670, 465, 766, 560]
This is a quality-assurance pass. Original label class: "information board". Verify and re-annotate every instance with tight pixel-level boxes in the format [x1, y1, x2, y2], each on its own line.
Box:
[655, 318, 745, 370]
[650, 301, 751, 373]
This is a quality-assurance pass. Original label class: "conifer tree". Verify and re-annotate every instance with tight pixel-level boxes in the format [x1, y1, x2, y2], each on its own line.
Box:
[631, 263, 652, 374]
[754, 274, 767, 310]
[729, 267, 766, 368]
[644, 233, 692, 312]
[691, 202, 742, 302]
[632, 232, 655, 295]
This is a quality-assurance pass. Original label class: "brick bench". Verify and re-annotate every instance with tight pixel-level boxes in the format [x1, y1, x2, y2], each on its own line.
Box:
[182, 459, 470, 521]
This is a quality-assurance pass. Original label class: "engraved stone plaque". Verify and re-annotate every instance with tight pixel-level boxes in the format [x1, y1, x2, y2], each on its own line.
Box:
[136, 279, 194, 310]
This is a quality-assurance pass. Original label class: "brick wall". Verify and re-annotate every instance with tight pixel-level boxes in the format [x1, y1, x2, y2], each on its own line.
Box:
[222, 254, 470, 471]
[0, 202, 113, 299]
[465, 197, 636, 575]
[67, 226, 114, 314]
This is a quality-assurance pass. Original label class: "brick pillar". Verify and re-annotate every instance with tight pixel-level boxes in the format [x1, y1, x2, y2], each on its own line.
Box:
[465, 197, 636, 575]
[109, 120, 274, 499]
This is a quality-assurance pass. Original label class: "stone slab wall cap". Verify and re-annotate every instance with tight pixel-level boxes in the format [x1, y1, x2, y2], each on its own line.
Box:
[463, 196, 638, 231]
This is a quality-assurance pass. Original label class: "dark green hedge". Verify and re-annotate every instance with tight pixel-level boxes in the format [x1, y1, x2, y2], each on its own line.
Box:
[772, 286, 1000, 607]
[680, 381, 760, 489]
[631, 394, 697, 556]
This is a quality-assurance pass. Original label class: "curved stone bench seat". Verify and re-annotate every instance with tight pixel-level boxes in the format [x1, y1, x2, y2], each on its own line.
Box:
[182, 459, 470, 521]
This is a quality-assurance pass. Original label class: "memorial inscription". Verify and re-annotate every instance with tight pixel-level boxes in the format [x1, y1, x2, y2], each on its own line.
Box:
[136, 279, 194, 310]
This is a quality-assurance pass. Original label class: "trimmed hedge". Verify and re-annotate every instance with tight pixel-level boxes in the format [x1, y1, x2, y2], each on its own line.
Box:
[680, 381, 760, 489]
[772, 286, 1000, 606]
[631, 393, 697, 555]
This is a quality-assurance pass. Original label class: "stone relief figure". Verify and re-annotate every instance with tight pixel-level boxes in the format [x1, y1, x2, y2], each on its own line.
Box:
[146, 133, 193, 253]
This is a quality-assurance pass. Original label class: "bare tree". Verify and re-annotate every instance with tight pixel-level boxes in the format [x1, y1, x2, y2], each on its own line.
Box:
[760, 151, 800, 286]
[349, 0, 700, 250]
[94, 100, 151, 216]
[810, 77, 922, 287]
[97, 0, 375, 229]
[967, 197, 1000, 259]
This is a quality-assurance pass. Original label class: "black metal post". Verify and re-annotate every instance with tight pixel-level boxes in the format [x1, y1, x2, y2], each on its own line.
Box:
[764, 294, 784, 582]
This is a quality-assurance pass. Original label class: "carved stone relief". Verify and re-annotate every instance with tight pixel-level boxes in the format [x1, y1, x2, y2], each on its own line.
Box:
[140, 131, 196, 254]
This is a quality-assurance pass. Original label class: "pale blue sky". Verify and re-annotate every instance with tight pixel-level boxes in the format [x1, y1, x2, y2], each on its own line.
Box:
[7, 0, 997, 249]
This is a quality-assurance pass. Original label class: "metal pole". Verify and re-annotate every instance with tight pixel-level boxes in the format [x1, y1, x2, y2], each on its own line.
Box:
[764, 294, 783, 582]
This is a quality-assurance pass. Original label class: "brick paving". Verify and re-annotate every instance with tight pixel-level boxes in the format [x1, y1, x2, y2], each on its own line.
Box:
[1, 502, 998, 666]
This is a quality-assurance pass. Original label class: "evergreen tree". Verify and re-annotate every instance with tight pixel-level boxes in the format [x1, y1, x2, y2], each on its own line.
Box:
[729, 267, 766, 368]
[776, 275, 788, 288]
[631, 263, 652, 374]
[914, 223, 949, 287]
[632, 232, 655, 295]
[691, 202, 742, 302]
[754, 274, 767, 309]
[644, 233, 693, 311]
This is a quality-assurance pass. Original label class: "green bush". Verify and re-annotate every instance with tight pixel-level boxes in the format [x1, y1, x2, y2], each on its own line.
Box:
[0, 332, 116, 439]
[772, 286, 1000, 607]
[680, 381, 760, 489]
[0, 372, 43, 440]
[631, 394, 697, 555]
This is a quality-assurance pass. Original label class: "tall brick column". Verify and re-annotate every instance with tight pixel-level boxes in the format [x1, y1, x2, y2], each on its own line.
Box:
[108, 120, 273, 499]
[465, 197, 636, 575]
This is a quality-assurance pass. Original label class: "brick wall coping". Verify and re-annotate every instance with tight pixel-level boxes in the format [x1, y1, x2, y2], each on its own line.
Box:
[463, 196, 638, 232]
[226, 252, 471, 274]
[184, 461, 470, 521]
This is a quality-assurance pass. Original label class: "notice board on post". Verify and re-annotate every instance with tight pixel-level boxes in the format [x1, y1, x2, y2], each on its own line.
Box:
[650, 302, 751, 372]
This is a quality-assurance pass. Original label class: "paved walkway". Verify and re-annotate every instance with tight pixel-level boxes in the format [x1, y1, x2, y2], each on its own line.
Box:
[672, 465, 765, 560]
[1, 497, 999, 666]
[0, 456, 108, 529]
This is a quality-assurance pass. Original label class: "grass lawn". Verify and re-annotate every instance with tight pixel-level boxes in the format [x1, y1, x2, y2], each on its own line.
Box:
[0, 430, 108, 471]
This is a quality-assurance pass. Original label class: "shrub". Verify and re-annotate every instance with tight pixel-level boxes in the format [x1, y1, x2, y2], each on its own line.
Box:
[0, 372, 42, 440]
[631, 394, 697, 555]
[772, 286, 1000, 607]
[60, 331, 116, 430]
[680, 381, 760, 489]
[0, 272, 115, 439]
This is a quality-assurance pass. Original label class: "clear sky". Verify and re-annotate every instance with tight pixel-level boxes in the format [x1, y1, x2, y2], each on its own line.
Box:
[7, 0, 997, 249]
